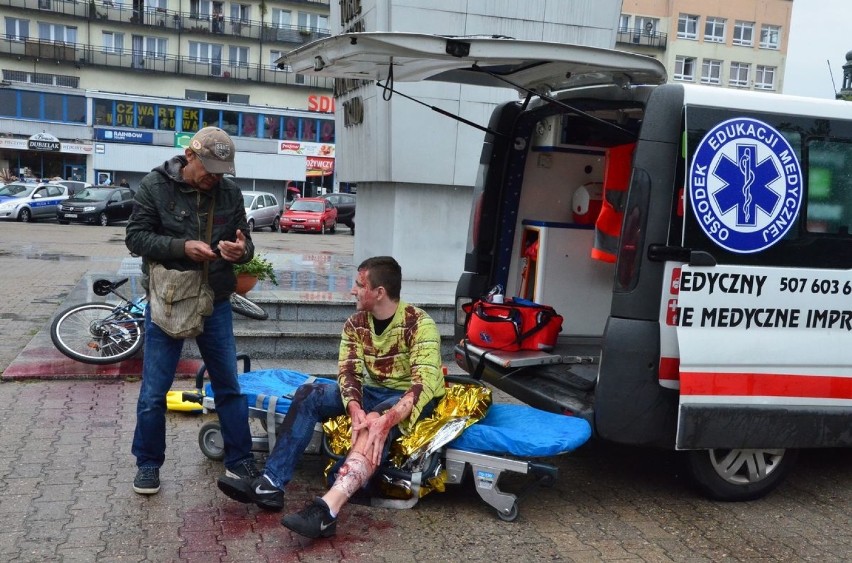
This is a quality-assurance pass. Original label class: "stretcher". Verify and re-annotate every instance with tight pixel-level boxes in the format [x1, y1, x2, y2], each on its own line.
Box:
[188, 357, 592, 521]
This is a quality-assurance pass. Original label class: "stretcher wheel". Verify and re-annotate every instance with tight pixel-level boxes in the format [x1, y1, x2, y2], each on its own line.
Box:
[497, 502, 519, 522]
[199, 421, 225, 461]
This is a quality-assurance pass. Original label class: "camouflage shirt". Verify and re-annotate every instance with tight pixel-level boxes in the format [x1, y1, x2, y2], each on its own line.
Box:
[338, 300, 445, 435]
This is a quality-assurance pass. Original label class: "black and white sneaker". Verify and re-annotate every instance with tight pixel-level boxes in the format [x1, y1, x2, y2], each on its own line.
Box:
[281, 497, 337, 539]
[217, 457, 259, 505]
[249, 475, 284, 511]
[133, 466, 160, 495]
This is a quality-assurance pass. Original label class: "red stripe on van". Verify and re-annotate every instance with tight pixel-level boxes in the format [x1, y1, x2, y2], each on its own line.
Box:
[680, 372, 852, 399]
[659, 357, 680, 381]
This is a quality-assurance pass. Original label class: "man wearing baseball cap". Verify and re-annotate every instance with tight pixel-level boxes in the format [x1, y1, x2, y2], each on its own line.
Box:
[126, 126, 260, 495]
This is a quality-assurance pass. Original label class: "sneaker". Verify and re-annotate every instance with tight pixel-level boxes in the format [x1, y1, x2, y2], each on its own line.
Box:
[133, 466, 160, 495]
[224, 457, 260, 481]
[218, 473, 284, 512]
[281, 497, 337, 539]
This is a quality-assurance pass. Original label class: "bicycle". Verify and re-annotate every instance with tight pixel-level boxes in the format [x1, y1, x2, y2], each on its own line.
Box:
[50, 277, 268, 365]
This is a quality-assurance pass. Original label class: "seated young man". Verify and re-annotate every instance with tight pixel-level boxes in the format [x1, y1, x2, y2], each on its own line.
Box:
[218, 256, 445, 538]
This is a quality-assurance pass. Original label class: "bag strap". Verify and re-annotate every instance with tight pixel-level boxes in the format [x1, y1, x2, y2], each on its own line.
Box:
[202, 193, 215, 283]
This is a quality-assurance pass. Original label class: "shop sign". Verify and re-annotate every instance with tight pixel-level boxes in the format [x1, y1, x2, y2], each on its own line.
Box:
[174, 132, 193, 148]
[95, 129, 153, 144]
[0, 138, 28, 150]
[27, 132, 61, 152]
[308, 95, 335, 113]
[306, 156, 334, 176]
[278, 141, 335, 157]
[61, 143, 95, 155]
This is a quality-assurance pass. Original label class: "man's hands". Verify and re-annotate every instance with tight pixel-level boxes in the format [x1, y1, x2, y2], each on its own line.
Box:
[185, 230, 247, 263]
[347, 393, 416, 467]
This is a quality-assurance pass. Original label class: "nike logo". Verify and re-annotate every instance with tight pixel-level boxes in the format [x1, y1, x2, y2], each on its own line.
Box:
[319, 520, 334, 531]
[255, 484, 275, 495]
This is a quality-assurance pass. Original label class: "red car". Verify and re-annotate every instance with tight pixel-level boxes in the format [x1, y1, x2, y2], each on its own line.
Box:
[280, 197, 338, 234]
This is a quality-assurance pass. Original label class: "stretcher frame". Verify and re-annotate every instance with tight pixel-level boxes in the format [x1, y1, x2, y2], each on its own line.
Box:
[188, 355, 560, 522]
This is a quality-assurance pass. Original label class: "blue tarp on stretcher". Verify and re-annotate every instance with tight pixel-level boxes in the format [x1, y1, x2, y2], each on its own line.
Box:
[209, 369, 591, 458]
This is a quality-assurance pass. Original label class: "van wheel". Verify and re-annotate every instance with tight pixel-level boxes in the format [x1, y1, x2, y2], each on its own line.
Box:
[687, 448, 798, 501]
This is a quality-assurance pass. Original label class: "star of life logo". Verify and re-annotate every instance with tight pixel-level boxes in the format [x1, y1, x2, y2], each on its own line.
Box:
[689, 117, 803, 254]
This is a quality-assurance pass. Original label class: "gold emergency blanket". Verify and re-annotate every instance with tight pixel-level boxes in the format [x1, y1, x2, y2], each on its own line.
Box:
[322, 383, 492, 498]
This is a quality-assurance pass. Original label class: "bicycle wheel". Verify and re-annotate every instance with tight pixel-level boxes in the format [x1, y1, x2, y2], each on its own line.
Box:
[50, 302, 144, 364]
[230, 293, 268, 320]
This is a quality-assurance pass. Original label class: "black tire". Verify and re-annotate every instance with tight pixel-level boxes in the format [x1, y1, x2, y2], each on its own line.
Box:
[271, 216, 280, 232]
[281, 228, 289, 233]
[199, 421, 225, 461]
[58, 220, 69, 225]
[230, 293, 268, 320]
[99, 212, 109, 227]
[247, 219, 255, 233]
[320, 222, 326, 235]
[330, 222, 336, 234]
[18, 208, 32, 222]
[50, 302, 144, 364]
[687, 448, 799, 501]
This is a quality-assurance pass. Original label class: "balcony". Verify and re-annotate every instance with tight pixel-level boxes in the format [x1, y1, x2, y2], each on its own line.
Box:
[1, 37, 334, 89]
[616, 28, 668, 50]
[0, 0, 331, 45]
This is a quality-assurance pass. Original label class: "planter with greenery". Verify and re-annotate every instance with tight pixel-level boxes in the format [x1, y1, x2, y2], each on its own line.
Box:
[233, 254, 278, 294]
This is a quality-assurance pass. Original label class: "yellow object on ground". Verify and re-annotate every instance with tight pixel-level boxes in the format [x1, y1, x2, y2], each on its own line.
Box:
[166, 390, 203, 413]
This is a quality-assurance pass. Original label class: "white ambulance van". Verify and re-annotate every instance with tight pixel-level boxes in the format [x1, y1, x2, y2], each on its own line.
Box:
[283, 33, 852, 501]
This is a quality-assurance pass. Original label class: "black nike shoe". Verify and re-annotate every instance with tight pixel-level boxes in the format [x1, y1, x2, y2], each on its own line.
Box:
[281, 497, 337, 539]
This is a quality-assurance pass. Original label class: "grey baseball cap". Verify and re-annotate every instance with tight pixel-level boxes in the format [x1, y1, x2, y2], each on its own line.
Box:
[189, 126, 236, 175]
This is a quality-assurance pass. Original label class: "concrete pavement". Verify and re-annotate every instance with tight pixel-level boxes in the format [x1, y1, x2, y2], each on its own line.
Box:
[1, 222, 851, 562]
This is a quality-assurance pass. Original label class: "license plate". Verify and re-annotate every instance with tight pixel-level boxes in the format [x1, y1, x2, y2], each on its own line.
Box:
[64, 213, 77, 218]
[292, 224, 304, 229]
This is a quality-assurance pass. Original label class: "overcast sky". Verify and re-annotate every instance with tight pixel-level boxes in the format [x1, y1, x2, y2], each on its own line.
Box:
[784, 0, 851, 98]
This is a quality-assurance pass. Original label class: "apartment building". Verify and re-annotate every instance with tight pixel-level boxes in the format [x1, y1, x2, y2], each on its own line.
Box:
[618, 0, 792, 92]
[0, 0, 336, 196]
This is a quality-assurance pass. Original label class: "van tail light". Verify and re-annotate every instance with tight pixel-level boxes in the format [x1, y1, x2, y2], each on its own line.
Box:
[616, 204, 642, 291]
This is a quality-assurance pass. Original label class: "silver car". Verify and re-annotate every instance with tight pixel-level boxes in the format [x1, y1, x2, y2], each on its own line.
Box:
[0, 182, 69, 222]
[242, 191, 281, 232]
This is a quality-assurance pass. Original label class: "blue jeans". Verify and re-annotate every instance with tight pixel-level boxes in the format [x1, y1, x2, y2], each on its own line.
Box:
[132, 299, 252, 469]
[263, 383, 431, 489]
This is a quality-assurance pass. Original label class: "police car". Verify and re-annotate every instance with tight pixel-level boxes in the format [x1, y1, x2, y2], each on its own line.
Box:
[0, 181, 69, 222]
[284, 33, 852, 501]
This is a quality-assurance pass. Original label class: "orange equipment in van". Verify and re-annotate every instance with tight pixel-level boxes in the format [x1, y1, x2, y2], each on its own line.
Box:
[591, 143, 635, 263]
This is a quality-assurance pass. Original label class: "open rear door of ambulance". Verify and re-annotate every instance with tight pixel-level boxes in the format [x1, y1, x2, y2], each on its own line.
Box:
[277, 32, 666, 91]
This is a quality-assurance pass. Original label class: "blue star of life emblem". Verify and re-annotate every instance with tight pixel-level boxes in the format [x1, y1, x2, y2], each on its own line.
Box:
[689, 117, 803, 254]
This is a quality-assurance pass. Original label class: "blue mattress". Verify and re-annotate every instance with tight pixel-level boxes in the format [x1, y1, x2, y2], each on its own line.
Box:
[448, 403, 592, 457]
[205, 369, 336, 415]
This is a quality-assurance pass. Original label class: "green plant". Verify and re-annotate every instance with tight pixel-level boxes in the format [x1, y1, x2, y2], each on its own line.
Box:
[233, 253, 278, 285]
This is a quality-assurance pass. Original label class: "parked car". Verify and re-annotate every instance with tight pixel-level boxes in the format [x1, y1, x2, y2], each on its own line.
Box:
[321, 193, 356, 234]
[57, 186, 135, 226]
[280, 197, 338, 234]
[243, 191, 281, 232]
[55, 180, 95, 197]
[0, 182, 69, 222]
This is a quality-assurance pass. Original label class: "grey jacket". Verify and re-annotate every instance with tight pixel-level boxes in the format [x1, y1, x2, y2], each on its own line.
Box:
[125, 155, 254, 301]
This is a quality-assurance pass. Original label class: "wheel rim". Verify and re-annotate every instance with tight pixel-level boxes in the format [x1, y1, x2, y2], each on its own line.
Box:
[707, 449, 786, 485]
[20, 209, 31, 222]
[99, 213, 108, 226]
[248, 219, 254, 232]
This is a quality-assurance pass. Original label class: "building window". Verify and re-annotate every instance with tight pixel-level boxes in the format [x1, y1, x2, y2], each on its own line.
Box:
[144, 37, 167, 58]
[618, 14, 630, 32]
[158, 104, 177, 130]
[263, 115, 280, 139]
[298, 11, 328, 33]
[703, 17, 726, 43]
[635, 17, 658, 35]
[230, 3, 250, 23]
[755, 66, 776, 90]
[733, 21, 754, 46]
[271, 8, 291, 27]
[5, 17, 30, 41]
[760, 25, 781, 49]
[102, 31, 123, 54]
[674, 56, 696, 81]
[729, 62, 750, 87]
[38, 22, 77, 43]
[677, 14, 699, 40]
[701, 59, 722, 84]
[229, 46, 249, 67]
[269, 50, 284, 70]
